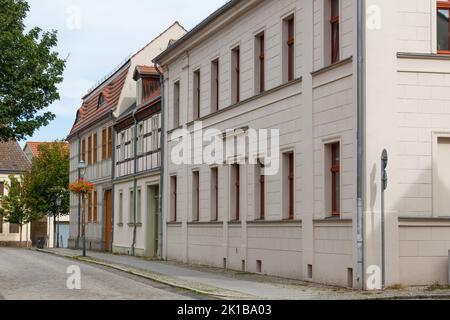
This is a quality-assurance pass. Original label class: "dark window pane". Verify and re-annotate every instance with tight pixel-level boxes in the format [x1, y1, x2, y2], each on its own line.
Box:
[9, 223, 19, 234]
[438, 9, 450, 51]
[332, 23, 340, 63]
[331, 0, 339, 18]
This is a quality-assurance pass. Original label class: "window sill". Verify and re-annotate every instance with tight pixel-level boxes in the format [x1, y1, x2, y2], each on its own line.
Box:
[311, 56, 353, 77]
[397, 52, 450, 61]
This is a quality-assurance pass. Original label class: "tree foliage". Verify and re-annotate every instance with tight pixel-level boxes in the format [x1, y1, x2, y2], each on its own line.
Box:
[0, 0, 66, 141]
[23, 141, 70, 219]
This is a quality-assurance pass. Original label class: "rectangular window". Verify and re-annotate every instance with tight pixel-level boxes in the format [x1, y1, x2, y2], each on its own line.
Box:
[120, 132, 126, 161]
[87, 191, 92, 223]
[0, 214, 3, 234]
[129, 190, 134, 224]
[118, 191, 123, 225]
[438, 1, 450, 53]
[102, 128, 107, 161]
[231, 164, 240, 221]
[107, 127, 113, 159]
[81, 139, 86, 162]
[231, 47, 240, 104]
[88, 136, 92, 165]
[256, 32, 265, 94]
[170, 176, 177, 222]
[136, 188, 142, 224]
[173, 81, 180, 128]
[211, 167, 219, 221]
[151, 116, 159, 151]
[211, 59, 219, 113]
[284, 16, 295, 82]
[330, 0, 340, 64]
[9, 223, 19, 234]
[193, 69, 201, 120]
[93, 133, 98, 163]
[141, 78, 158, 103]
[325, 142, 341, 217]
[192, 171, 200, 222]
[93, 191, 98, 223]
[137, 123, 144, 155]
[0, 182, 4, 196]
[283, 152, 294, 220]
[130, 129, 135, 157]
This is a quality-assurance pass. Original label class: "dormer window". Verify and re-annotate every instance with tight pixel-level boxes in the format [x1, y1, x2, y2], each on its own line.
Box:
[97, 93, 105, 109]
[137, 77, 159, 106]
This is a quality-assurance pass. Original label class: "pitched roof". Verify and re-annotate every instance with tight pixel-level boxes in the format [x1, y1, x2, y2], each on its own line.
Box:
[25, 142, 69, 158]
[0, 140, 30, 172]
[69, 63, 130, 137]
[134, 65, 158, 80]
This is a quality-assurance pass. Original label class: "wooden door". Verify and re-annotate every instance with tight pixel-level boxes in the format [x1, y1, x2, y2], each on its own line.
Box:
[104, 190, 113, 252]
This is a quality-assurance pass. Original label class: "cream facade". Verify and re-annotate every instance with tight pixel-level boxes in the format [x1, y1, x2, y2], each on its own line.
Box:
[364, 0, 450, 286]
[155, 0, 359, 288]
[155, 0, 450, 288]
[0, 173, 31, 246]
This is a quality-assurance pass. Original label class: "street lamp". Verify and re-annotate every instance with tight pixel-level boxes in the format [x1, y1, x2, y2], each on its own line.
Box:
[55, 194, 62, 249]
[78, 160, 87, 257]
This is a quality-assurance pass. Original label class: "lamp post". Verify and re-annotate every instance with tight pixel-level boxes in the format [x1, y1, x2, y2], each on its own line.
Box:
[78, 160, 87, 257]
[55, 194, 62, 248]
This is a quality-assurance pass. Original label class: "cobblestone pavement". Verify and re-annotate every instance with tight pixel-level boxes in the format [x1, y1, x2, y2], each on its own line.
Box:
[38, 248, 450, 300]
[0, 248, 202, 300]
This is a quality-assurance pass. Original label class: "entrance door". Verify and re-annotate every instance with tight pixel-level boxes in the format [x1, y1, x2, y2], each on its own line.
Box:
[146, 185, 160, 257]
[104, 190, 113, 252]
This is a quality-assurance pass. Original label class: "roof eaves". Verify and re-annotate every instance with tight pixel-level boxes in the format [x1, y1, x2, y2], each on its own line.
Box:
[153, 0, 242, 64]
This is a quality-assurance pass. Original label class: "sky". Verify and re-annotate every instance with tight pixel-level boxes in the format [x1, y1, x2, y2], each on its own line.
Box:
[22, 0, 228, 145]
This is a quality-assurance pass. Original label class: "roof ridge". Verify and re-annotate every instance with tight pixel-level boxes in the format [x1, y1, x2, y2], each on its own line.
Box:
[131, 21, 187, 59]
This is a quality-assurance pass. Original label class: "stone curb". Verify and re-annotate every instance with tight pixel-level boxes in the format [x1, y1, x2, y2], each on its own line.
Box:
[32, 249, 450, 300]
[33, 248, 255, 300]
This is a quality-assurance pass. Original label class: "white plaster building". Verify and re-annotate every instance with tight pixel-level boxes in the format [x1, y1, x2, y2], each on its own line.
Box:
[0, 141, 31, 247]
[154, 0, 450, 288]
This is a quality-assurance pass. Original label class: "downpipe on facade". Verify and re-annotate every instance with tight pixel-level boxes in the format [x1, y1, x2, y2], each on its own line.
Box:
[155, 63, 164, 259]
[131, 111, 138, 256]
[356, 0, 366, 290]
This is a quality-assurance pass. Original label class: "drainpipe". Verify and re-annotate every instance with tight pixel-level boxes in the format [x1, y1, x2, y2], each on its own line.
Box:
[155, 63, 164, 259]
[356, 0, 366, 290]
[110, 111, 116, 252]
[77, 134, 81, 249]
[131, 111, 138, 256]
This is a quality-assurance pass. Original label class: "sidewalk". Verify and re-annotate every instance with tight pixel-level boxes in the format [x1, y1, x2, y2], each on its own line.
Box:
[36, 248, 450, 300]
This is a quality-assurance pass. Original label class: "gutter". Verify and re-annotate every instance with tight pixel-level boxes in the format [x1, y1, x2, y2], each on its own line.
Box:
[155, 64, 164, 259]
[356, 0, 366, 290]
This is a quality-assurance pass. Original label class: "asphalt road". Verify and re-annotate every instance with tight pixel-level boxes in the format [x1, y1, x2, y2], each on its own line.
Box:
[0, 248, 201, 300]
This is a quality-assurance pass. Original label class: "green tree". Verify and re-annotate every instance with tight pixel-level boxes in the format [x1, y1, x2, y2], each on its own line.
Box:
[23, 142, 70, 223]
[0, 175, 31, 247]
[0, 0, 66, 142]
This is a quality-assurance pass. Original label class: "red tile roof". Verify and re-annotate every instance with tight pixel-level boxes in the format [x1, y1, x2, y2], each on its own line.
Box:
[69, 64, 130, 138]
[26, 142, 69, 158]
[136, 65, 158, 75]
